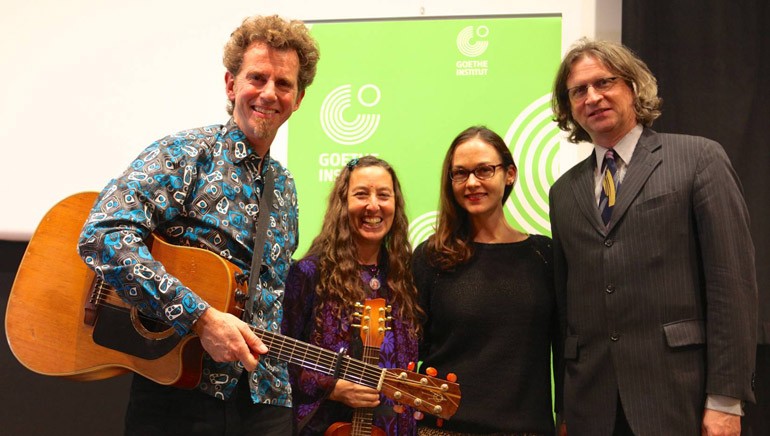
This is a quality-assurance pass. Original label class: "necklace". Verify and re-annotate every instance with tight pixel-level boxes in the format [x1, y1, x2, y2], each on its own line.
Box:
[361, 264, 381, 290]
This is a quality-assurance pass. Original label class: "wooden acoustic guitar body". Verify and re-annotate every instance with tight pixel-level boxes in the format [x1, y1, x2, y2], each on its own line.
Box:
[5, 192, 243, 388]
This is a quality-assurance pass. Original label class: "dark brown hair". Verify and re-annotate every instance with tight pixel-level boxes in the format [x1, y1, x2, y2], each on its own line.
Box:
[426, 126, 516, 270]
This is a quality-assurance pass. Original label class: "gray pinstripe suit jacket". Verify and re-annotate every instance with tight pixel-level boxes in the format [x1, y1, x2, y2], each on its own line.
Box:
[549, 128, 757, 435]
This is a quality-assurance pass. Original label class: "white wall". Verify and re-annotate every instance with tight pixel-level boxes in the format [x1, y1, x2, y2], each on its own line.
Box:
[0, 0, 620, 240]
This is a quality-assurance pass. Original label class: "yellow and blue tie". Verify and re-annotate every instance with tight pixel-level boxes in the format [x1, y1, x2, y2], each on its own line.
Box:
[599, 149, 620, 226]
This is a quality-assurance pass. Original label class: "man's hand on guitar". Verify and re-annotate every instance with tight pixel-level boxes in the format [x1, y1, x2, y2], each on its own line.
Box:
[329, 379, 381, 408]
[192, 308, 268, 372]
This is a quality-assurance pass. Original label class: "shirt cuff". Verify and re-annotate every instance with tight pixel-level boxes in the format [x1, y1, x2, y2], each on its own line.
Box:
[705, 394, 744, 416]
[175, 293, 211, 336]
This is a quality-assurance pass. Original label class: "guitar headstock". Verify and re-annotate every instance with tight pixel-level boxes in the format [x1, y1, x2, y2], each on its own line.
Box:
[352, 298, 391, 348]
[381, 367, 461, 420]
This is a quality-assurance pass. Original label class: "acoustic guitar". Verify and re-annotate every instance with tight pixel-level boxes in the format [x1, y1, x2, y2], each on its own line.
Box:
[4, 192, 461, 420]
[325, 299, 389, 436]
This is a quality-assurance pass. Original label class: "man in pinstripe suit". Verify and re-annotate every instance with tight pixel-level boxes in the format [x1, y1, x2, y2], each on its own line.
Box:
[548, 39, 757, 436]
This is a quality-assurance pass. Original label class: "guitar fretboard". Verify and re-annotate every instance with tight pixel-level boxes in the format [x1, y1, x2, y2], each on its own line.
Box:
[254, 327, 385, 390]
[351, 344, 381, 435]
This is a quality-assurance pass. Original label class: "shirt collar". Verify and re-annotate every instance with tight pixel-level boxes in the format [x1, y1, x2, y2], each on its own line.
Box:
[593, 124, 643, 168]
[221, 118, 268, 166]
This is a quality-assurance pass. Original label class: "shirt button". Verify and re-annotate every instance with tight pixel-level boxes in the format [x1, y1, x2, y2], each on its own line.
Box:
[610, 332, 620, 341]
[604, 239, 614, 247]
[606, 284, 615, 294]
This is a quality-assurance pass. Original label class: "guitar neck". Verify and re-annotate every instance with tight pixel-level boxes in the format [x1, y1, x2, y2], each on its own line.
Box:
[351, 345, 380, 435]
[254, 327, 384, 389]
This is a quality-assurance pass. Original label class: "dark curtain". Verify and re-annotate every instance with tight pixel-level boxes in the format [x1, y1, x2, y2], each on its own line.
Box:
[622, 0, 770, 433]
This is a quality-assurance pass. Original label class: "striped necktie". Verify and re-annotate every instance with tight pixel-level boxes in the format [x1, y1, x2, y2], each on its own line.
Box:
[599, 149, 620, 226]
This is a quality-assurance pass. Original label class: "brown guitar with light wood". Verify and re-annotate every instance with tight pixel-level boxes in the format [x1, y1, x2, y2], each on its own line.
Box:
[325, 299, 390, 436]
[5, 192, 461, 421]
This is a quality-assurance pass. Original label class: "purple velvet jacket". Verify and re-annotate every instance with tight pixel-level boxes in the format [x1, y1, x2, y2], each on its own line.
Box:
[282, 256, 418, 436]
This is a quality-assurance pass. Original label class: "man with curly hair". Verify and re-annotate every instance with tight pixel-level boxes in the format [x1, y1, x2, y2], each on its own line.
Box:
[78, 15, 319, 435]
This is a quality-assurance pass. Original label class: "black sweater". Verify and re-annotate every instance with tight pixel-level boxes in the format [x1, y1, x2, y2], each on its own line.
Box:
[413, 235, 560, 434]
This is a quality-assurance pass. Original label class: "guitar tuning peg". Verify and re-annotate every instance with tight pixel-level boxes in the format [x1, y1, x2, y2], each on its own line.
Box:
[351, 323, 362, 328]
[355, 302, 363, 308]
[392, 404, 405, 414]
[407, 361, 415, 371]
[446, 372, 458, 382]
[413, 411, 424, 421]
[436, 418, 444, 428]
[425, 367, 438, 377]
[385, 305, 393, 313]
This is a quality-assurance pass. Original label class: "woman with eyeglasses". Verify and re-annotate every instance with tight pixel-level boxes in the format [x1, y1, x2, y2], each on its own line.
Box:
[412, 126, 562, 436]
[282, 156, 423, 436]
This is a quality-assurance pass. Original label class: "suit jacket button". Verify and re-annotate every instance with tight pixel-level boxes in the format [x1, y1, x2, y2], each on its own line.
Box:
[604, 239, 614, 247]
[606, 284, 615, 294]
[610, 332, 620, 341]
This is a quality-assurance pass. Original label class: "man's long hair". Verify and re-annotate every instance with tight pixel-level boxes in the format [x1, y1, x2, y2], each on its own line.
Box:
[552, 38, 662, 143]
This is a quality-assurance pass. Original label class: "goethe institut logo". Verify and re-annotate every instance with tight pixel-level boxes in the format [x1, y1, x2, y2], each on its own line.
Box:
[320, 84, 382, 145]
[456, 25, 489, 76]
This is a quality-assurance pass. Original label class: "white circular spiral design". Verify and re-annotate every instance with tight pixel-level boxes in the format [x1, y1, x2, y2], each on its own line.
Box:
[320, 84, 381, 145]
[408, 211, 439, 248]
[456, 26, 489, 58]
[503, 93, 561, 235]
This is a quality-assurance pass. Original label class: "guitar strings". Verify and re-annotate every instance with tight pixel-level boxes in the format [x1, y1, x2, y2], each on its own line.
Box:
[254, 327, 457, 395]
[94, 288, 455, 415]
[256, 328, 384, 387]
[254, 326, 458, 416]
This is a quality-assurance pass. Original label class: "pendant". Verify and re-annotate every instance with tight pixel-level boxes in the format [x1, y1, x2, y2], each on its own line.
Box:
[369, 276, 381, 290]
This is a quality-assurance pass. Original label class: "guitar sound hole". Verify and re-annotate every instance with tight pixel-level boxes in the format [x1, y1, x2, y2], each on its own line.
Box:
[136, 313, 172, 333]
[92, 304, 182, 360]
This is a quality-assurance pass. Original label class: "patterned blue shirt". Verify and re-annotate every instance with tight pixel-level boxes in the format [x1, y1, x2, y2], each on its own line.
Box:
[78, 118, 297, 405]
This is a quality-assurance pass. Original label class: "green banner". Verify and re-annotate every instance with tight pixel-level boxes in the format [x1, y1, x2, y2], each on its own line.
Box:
[289, 16, 562, 256]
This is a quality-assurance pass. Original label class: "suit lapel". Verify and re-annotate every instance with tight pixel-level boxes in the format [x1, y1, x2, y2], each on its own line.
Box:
[569, 155, 607, 235]
[607, 128, 662, 233]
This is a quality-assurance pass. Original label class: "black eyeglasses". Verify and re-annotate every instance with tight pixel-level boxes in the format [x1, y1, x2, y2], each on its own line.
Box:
[449, 164, 504, 183]
[567, 76, 621, 102]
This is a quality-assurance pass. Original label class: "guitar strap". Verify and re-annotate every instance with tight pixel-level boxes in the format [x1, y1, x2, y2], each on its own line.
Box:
[244, 156, 275, 323]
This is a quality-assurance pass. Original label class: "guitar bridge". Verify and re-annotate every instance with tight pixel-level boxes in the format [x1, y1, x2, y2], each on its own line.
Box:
[83, 275, 105, 326]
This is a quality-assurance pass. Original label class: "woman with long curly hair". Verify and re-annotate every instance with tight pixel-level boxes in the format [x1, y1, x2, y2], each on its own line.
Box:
[413, 126, 562, 435]
[282, 155, 423, 436]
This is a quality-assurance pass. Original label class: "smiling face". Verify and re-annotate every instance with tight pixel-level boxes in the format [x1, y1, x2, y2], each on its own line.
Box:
[225, 42, 304, 155]
[347, 165, 396, 253]
[450, 137, 516, 219]
[567, 55, 638, 147]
